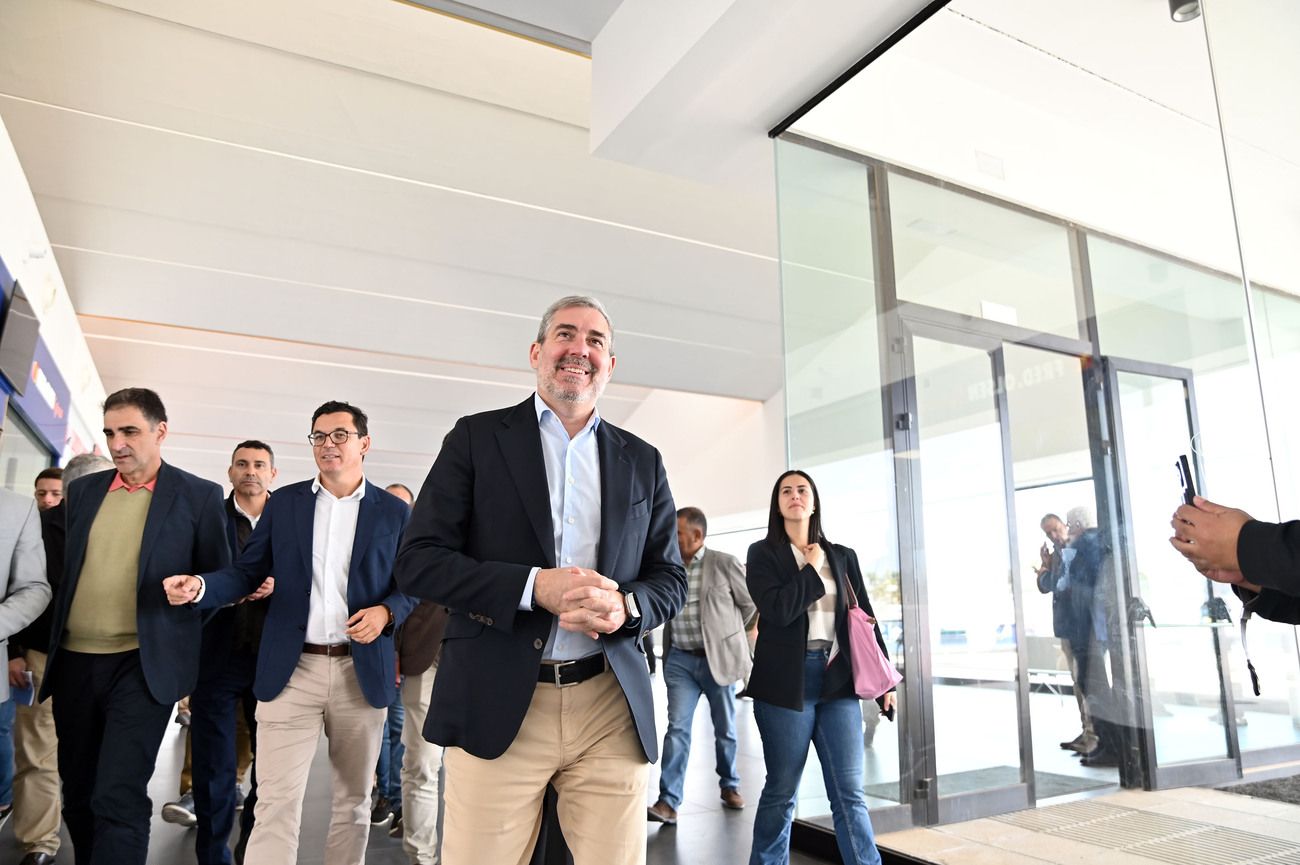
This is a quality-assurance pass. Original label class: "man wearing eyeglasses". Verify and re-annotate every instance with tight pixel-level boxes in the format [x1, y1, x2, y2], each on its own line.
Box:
[163, 400, 415, 865]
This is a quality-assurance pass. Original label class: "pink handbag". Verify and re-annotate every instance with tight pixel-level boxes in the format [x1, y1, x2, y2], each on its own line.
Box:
[841, 577, 902, 700]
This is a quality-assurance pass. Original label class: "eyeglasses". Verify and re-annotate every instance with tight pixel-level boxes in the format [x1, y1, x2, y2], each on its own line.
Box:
[308, 429, 362, 447]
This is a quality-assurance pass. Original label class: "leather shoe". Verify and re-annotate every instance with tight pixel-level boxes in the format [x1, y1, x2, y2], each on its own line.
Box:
[20, 853, 57, 865]
[1080, 749, 1119, 768]
[721, 787, 745, 810]
[646, 800, 677, 825]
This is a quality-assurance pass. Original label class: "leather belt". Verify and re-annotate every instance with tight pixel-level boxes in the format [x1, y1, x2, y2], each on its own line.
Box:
[675, 647, 707, 657]
[538, 653, 607, 688]
[303, 642, 350, 657]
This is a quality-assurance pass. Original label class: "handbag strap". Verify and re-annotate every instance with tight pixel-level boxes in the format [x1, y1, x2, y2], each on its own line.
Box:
[838, 555, 861, 611]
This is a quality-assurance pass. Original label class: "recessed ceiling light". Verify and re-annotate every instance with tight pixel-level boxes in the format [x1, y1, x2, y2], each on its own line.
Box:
[1169, 0, 1200, 22]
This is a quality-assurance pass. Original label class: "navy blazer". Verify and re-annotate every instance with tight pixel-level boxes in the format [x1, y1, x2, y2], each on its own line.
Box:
[42, 462, 231, 705]
[745, 538, 894, 712]
[394, 395, 687, 761]
[195, 479, 416, 708]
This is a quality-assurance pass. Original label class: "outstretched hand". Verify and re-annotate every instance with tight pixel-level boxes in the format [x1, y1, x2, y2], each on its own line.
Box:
[163, 574, 203, 605]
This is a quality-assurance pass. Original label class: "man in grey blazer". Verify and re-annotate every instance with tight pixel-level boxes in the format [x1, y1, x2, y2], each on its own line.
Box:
[0, 487, 51, 705]
[648, 506, 757, 825]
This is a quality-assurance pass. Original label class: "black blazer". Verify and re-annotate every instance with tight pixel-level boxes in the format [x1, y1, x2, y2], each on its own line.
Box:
[195, 479, 416, 709]
[394, 396, 687, 761]
[1232, 518, 1300, 623]
[42, 462, 231, 705]
[744, 538, 893, 712]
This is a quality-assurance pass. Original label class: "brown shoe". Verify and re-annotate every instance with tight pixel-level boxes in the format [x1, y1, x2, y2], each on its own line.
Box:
[647, 800, 678, 824]
[721, 787, 745, 810]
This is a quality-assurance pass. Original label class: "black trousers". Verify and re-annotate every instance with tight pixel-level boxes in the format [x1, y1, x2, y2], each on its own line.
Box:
[50, 649, 172, 865]
[190, 649, 258, 865]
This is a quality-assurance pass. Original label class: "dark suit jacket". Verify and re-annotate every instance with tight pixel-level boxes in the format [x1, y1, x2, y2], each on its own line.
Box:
[1231, 518, 1300, 623]
[42, 462, 231, 705]
[396, 601, 449, 678]
[393, 395, 687, 761]
[745, 538, 892, 712]
[195, 479, 416, 708]
[196, 494, 271, 683]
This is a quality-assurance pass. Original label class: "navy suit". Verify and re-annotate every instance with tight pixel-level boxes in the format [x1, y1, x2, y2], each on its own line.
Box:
[394, 395, 687, 761]
[194, 479, 416, 708]
[44, 462, 231, 865]
[190, 494, 266, 865]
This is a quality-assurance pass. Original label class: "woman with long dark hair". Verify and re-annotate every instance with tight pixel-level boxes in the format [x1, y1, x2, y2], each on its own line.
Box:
[745, 470, 896, 865]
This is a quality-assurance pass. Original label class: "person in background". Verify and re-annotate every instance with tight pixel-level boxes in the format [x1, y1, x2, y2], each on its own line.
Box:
[1033, 512, 1095, 755]
[33, 469, 62, 512]
[745, 470, 894, 865]
[371, 483, 416, 830]
[648, 506, 756, 825]
[9, 455, 112, 865]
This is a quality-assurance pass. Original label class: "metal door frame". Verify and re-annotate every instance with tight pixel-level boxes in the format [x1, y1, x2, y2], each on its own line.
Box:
[1097, 355, 1243, 789]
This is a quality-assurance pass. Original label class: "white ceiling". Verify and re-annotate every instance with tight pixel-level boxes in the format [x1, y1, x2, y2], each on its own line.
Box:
[0, 0, 788, 494]
[398, 0, 624, 54]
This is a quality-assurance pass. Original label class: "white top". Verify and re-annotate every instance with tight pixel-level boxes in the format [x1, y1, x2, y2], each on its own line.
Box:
[307, 476, 366, 645]
[232, 495, 263, 530]
[791, 543, 838, 646]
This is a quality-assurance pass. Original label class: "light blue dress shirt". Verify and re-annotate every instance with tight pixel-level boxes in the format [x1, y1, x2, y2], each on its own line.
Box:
[518, 393, 604, 662]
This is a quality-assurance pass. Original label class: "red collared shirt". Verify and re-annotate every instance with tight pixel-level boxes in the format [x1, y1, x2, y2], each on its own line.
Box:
[108, 473, 157, 493]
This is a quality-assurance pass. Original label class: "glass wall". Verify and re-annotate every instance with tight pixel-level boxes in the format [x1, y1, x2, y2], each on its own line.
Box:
[0, 406, 54, 491]
[774, 0, 1300, 836]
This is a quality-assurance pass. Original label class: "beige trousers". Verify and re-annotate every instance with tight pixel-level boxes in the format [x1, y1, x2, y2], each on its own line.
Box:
[244, 654, 385, 865]
[400, 667, 444, 864]
[13, 649, 60, 855]
[441, 669, 648, 865]
[1061, 640, 1096, 741]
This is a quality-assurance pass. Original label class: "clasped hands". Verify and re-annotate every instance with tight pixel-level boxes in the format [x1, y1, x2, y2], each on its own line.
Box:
[534, 566, 626, 640]
[1169, 495, 1259, 591]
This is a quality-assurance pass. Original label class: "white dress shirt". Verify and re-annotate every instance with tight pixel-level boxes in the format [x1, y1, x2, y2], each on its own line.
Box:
[518, 393, 603, 662]
[307, 476, 365, 645]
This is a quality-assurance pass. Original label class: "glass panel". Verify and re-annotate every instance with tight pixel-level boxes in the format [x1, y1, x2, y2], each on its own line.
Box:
[1003, 345, 1113, 792]
[0, 407, 53, 491]
[912, 336, 1022, 796]
[1116, 371, 1230, 765]
[774, 139, 905, 818]
[889, 174, 1080, 338]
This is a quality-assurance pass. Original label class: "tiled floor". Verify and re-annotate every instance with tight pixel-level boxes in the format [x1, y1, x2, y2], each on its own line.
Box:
[877, 785, 1300, 865]
[0, 670, 834, 865]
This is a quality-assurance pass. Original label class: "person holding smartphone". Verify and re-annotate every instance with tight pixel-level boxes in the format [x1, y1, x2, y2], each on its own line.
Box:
[744, 470, 895, 865]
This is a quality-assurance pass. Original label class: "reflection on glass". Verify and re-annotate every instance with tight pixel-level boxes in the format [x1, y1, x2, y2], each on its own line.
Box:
[912, 337, 1022, 795]
[890, 174, 1080, 339]
[1117, 372, 1230, 765]
[775, 139, 905, 816]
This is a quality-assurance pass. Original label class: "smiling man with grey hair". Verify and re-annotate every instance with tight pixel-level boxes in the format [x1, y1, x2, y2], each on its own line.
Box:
[395, 294, 686, 865]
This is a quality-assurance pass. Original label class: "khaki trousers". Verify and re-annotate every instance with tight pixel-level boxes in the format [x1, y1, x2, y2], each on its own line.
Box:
[400, 667, 444, 864]
[1061, 640, 1096, 742]
[442, 669, 648, 865]
[13, 649, 60, 855]
[244, 654, 385, 865]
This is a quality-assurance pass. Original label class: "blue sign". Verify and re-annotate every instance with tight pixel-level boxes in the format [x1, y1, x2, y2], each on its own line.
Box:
[11, 337, 70, 453]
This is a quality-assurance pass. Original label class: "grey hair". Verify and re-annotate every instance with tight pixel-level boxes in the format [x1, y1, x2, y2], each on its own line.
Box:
[535, 295, 614, 351]
[1065, 505, 1095, 530]
[63, 453, 115, 486]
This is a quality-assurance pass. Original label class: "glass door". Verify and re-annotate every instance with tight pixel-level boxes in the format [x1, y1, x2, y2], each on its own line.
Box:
[893, 322, 1033, 823]
[1103, 357, 1241, 788]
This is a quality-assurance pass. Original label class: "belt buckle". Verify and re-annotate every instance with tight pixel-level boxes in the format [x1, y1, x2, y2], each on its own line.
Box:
[550, 659, 580, 688]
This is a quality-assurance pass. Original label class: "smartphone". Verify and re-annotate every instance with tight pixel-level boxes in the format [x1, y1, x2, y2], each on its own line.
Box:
[1177, 454, 1197, 505]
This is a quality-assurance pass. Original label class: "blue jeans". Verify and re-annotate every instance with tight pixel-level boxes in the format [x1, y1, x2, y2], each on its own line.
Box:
[0, 696, 14, 807]
[750, 651, 880, 865]
[658, 647, 740, 808]
[375, 678, 405, 805]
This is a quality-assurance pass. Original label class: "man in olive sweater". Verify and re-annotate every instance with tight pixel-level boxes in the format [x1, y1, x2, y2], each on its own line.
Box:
[41, 388, 230, 865]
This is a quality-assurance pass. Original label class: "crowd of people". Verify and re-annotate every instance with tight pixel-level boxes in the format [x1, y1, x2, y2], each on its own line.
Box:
[0, 294, 898, 865]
